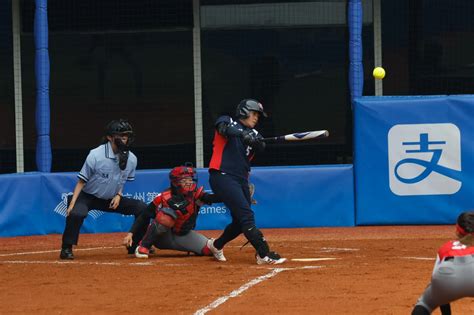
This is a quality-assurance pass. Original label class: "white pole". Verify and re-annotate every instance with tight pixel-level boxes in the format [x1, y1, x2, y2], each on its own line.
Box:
[373, 0, 383, 96]
[193, 0, 204, 168]
[12, 0, 24, 172]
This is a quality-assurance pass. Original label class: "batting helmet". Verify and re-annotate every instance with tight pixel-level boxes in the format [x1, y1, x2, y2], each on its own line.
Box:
[169, 162, 197, 195]
[235, 99, 268, 119]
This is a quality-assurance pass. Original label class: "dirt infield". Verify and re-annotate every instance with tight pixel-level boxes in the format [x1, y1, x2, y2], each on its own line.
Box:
[1, 226, 473, 314]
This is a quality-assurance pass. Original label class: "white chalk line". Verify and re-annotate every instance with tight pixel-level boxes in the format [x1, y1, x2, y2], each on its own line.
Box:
[318, 247, 360, 253]
[0, 246, 122, 257]
[401, 257, 435, 261]
[0, 260, 153, 266]
[291, 258, 337, 262]
[193, 265, 323, 315]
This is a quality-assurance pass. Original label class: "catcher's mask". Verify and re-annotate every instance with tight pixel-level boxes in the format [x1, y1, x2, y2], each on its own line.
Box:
[105, 119, 135, 151]
[169, 163, 197, 196]
[235, 99, 268, 119]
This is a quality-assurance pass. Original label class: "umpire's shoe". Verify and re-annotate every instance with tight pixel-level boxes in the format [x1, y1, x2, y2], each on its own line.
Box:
[60, 247, 74, 260]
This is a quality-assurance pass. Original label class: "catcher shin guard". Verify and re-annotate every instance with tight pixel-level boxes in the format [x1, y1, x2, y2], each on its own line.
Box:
[243, 225, 270, 258]
[140, 219, 170, 249]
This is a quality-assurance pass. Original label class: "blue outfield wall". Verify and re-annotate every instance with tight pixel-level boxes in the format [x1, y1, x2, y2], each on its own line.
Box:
[0, 165, 355, 237]
[354, 95, 474, 225]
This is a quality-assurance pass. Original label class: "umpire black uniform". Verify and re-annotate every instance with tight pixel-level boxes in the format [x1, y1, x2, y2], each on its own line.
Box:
[60, 119, 147, 259]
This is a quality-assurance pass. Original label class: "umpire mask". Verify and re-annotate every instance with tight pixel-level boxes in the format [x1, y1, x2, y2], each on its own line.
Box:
[112, 134, 132, 170]
[106, 119, 135, 151]
[113, 136, 130, 170]
[106, 119, 134, 170]
[117, 149, 129, 171]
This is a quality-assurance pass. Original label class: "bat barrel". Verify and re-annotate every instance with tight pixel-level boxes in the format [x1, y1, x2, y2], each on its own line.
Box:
[262, 130, 328, 143]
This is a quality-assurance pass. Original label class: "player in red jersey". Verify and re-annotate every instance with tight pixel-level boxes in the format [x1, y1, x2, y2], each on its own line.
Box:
[123, 163, 221, 258]
[412, 211, 474, 315]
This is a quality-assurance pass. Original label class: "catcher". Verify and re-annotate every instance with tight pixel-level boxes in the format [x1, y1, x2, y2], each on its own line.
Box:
[412, 210, 474, 315]
[123, 163, 222, 258]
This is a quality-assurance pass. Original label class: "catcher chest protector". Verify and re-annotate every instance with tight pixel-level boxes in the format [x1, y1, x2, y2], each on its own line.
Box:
[160, 187, 205, 235]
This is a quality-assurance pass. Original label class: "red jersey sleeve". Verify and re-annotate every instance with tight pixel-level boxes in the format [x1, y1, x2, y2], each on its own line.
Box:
[437, 240, 474, 260]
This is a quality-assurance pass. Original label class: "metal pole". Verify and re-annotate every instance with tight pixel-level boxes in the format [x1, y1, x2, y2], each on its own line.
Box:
[193, 0, 204, 168]
[12, 0, 24, 172]
[373, 0, 383, 96]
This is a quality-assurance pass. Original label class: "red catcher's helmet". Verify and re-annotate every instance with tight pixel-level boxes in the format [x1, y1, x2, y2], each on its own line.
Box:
[169, 163, 197, 195]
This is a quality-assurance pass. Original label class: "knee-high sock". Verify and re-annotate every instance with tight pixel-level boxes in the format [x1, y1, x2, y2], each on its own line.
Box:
[243, 225, 269, 258]
[214, 222, 241, 249]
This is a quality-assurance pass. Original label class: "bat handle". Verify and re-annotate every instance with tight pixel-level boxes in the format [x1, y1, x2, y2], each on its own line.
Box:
[261, 137, 277, 143]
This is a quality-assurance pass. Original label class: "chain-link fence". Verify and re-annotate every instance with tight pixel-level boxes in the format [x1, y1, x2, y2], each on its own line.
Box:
[1, 0, 473, 173]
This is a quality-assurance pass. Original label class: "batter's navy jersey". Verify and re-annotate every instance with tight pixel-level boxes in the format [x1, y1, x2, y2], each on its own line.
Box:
[78, 142, 137, 199]
[209, 115, 260, 179]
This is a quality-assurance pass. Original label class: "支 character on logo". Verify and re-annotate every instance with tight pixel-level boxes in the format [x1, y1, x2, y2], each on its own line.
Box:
[388, 123, 462, 196]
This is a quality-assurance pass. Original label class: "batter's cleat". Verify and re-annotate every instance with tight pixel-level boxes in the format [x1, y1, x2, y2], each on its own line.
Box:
[207, 238, 226, 262]
[135, 246, 150, 259]
[256, 251, 287, 265]
[60, 247, 74, 260]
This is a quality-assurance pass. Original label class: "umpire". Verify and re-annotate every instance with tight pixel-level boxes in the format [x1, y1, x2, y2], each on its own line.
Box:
[59, 119, 147, 260]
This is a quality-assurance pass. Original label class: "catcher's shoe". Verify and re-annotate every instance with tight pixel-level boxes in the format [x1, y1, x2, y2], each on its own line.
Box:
[129, 244, 155, 255]
[135, 246, 150, 259]
[207, 238, 226, 262]
[60, 247, 74, 260]
[256, 251, 287, 265]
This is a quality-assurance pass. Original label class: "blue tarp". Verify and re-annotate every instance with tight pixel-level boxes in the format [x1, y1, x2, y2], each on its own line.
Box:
[354, 95, 474, 224]
[0, 165, 355, 237]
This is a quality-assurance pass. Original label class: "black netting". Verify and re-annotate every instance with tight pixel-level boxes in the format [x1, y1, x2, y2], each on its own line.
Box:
[0, 1, 15, 174]
[380, 0, 474, 95]
[2, 0, 473, 174]
[18, 0, 194, 172]
[201, 26, 353, 167]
